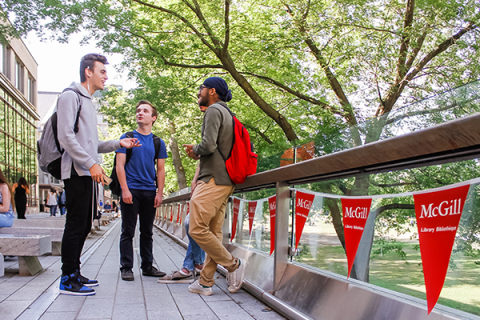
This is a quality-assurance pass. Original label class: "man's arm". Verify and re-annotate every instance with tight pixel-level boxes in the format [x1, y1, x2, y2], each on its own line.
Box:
[192, 107, 222, 156]
[191, 164, 200, 195]
[116, 153, 133, 204]
[154, 159, 166, 208]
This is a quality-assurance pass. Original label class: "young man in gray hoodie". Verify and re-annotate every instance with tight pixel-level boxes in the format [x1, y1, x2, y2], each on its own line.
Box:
[57, 53, 139, 296]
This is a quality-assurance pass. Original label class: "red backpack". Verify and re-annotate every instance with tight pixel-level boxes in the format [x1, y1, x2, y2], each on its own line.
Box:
[218, 105, 258, 184]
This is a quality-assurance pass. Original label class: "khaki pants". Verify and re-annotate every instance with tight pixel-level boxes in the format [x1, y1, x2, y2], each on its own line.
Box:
[189, 178, 237, 287]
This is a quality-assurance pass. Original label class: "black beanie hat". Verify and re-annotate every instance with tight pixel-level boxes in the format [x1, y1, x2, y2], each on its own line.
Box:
[202, 77, 232, 102]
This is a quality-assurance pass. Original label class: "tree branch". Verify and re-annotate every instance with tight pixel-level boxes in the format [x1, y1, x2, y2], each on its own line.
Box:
[244, 124, 273, 144]
[395, 0, 415, 84]
[130, 0, 216, 52]
[188, 0, 223, 50]
[337, 23, 399, 35]
[240, 71, 343, 115]
[385, 93, 480, 125]
[223, 0, 230, 55]
[402, 22, 477, 90]
[370, 182, 416, 188]
[404, 30, 428, 72]
[376, 203, 415, 218]
[161, 57, 225, 69]
[376, 22, 476, 117]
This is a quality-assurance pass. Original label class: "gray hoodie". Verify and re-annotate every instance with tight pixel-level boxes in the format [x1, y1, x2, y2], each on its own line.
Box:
[56, 82, 120, 180]
[193, 101, 234, 186]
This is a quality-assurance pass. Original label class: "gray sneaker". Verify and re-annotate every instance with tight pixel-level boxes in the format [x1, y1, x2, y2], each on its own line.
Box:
[226, 258, 245, 293]
[188, 280, 213, 296]
[121, 269, 134, 281]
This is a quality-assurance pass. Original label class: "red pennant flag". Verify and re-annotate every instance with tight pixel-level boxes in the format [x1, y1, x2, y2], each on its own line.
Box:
[413, 185, 470, 314]
[231, 198, 241, 242]
[176, 204, 180, 224]
[170, 205, 173, 222]
[268, 196, 276, 255]
[186, 202, 190, 216]
[341, 198, 373, 278]
[248, 201, 257, 235]
[295, 191, 315, 249]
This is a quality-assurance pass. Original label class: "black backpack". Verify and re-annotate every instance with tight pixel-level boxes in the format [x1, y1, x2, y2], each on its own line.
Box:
[109, 131, 162, 196]
[37, 88, 82, 180]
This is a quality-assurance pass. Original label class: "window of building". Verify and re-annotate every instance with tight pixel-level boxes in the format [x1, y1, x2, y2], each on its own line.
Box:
[27, 75, 34, 104]
[0, 43, 3, 74]
[0, 89, 38, 206]
[15, 60, 24, 92]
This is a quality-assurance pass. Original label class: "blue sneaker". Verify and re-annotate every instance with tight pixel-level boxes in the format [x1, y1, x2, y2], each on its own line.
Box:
[78, 272, 99, 287]
[59, 272, 96, 296]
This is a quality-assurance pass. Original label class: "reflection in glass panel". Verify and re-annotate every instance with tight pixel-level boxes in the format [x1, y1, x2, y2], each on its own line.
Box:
[291, 160, 480, 315]
[0, 132, 4, 165]
[232, 189, 277, 255]
[0, 101, 4, 131]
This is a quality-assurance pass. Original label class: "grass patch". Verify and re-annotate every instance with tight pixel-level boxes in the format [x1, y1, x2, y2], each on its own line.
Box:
[296, 242, 480, 315]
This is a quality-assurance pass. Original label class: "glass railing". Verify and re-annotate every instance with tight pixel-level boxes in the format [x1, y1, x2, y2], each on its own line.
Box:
[290, 159, 480, 316]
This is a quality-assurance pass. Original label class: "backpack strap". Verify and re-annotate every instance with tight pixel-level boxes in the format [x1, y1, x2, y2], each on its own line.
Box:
[153, 134, 161, 164]
[214, 103, 235, 161]
[63, 88, 83, 134]
[125, 131, 135, 165]
[53, 88, 83, 154]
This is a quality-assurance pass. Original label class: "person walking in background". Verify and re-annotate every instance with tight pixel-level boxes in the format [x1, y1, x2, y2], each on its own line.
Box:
[183, 77, 245, 296]
[0, 167, 15, 228]
[58, 191, 66, 216]
[13, 177, 29, 219]
[112, 201, 118, 213]
[103, 200, 112, 213]
[47, 188, 58, 217]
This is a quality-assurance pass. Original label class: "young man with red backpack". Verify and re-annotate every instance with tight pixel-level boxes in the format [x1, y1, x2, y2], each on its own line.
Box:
[183, 77, 249, 296]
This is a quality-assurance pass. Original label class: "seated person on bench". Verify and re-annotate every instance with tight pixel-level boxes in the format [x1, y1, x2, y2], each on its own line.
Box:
[0, 167, 14, 228]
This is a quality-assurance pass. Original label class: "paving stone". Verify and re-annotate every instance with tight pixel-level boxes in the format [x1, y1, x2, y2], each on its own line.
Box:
[147, 309, 183, 320]
[174, 293, 218, 317]
[207, 300, 254, 319]
[76, 298, 114, 319]
[46, 294, 86, 312]
[0, 300, 32, 320]
[7, 284, 52, 301]
[39, 311, 77, 320]
[112, 303, 147, 320]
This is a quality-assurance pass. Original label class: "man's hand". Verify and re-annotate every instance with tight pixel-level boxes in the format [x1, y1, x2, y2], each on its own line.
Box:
[122, 188, 133, 204]
[120, 138, 141, 149]
[154, 193, 163, 208]
[89, 164, 105, 185]
[183, 144, 200, 160]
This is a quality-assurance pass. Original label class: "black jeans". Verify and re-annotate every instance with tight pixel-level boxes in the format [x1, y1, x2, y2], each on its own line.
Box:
[61, 176, 95, 275]
[120, 189, 156, 270]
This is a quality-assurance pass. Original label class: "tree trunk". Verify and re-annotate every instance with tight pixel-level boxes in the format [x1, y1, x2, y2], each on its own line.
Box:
[168, 121, 187, 189]
[219, 53, 299, 142]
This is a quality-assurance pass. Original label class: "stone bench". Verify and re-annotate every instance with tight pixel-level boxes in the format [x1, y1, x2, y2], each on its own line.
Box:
[12, 219, 65, 228]
[0, 227, 64, 256]
[0, 234, 51, 276]
[100, 212, 118, 225]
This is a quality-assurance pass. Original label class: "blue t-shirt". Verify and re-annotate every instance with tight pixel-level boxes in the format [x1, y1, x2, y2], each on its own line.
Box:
[116, 130, 168, 191]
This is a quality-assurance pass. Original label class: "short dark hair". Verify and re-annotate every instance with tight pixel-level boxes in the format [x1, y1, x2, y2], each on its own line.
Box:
[136, 100, 158, 124]
[80, 53, 109, 82]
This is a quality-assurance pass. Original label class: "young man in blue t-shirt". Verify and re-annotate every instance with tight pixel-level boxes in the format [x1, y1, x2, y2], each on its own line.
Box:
[116, 100, 168, 281]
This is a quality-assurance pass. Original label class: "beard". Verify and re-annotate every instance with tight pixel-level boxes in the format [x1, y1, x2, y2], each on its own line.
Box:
[198, 95, 209, 107]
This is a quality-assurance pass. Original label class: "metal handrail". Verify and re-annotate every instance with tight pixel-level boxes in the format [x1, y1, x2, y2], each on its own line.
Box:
[163, 112, 480, 204]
